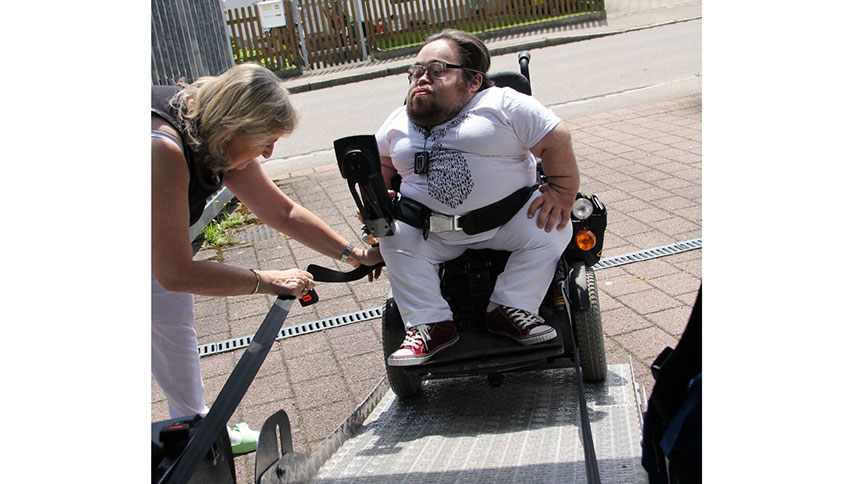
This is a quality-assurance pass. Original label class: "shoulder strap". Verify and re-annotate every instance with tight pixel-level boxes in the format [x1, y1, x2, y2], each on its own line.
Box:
[151, 130, 184, 154]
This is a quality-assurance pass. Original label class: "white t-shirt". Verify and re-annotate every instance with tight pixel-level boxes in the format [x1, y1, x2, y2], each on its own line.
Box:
[375, 86, 561, 216]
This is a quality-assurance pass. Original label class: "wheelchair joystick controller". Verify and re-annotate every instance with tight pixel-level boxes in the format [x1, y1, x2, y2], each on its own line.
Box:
[334, 135, 396, 238]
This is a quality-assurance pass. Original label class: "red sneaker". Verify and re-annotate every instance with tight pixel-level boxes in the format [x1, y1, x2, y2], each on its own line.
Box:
[486, 306, 557, 345]
[387, 321, 459, 366]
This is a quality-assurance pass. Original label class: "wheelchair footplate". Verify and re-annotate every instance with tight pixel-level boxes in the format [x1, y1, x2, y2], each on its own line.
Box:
[395, 248, 572, 377]
[400, 324, 566, 377]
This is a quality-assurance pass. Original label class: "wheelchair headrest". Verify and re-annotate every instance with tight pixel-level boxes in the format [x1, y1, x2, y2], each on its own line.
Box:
[488, 71, 532, 96]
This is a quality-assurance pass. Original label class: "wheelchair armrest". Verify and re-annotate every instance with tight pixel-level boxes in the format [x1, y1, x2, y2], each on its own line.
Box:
[334, 135, 395, 237]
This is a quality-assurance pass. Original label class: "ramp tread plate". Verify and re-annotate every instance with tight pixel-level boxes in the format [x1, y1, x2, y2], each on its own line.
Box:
[311, 364, 647, 483]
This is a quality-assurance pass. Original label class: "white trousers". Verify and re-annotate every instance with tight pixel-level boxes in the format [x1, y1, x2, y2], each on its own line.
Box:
[151, 273, 209, 418]
[379, 191, 572, 328]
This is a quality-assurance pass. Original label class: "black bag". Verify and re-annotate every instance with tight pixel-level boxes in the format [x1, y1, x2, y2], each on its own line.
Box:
[641, 286, 702, 484]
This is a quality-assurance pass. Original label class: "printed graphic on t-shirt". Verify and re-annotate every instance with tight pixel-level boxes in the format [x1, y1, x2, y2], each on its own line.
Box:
[429, 149, 473, 208]
[422, 113, 475, 209]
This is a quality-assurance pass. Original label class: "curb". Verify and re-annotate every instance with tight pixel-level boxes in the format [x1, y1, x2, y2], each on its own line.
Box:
[285, 16, 701, 94]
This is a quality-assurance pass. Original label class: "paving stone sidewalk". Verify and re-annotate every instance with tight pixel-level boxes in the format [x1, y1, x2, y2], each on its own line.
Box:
[151, 93, 702, 483]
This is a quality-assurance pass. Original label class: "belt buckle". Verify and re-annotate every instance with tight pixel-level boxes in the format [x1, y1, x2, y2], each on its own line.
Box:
[428, 213, 462, 232]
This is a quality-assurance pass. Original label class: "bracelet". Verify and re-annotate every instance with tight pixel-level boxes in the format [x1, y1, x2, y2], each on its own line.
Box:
[339, 243, 355, 262]
[250, 269, 261, 294]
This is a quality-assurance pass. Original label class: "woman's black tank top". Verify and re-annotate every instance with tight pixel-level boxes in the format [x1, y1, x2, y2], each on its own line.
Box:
[151, 85, 224, 226]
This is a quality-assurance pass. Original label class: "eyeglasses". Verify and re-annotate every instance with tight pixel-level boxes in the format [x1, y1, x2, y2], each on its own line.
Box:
[407, 61, 481, 82]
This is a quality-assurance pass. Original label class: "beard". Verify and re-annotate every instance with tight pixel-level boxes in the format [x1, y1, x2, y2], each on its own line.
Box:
[406, 81, 474, 128]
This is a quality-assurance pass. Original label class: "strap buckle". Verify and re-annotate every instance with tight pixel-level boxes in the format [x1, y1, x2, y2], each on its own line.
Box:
[428, 213, 463, 233]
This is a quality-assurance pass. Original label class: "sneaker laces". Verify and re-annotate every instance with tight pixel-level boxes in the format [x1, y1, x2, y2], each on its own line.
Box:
[505, 307, 545, 329]
[402, 324, 433, 349]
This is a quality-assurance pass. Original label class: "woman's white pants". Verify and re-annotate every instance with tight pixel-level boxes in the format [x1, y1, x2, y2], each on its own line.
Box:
[151, 273, 209, 418]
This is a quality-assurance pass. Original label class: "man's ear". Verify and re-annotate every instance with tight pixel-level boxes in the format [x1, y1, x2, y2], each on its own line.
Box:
[468, 73, 483, 93]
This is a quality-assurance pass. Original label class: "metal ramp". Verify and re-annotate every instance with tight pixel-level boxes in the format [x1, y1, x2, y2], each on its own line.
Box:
[309, 364, 647, 483]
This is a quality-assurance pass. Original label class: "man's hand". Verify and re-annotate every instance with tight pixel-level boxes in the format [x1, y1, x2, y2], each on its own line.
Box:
[528, 123, 581, 232]
[528, 182, 577, 232]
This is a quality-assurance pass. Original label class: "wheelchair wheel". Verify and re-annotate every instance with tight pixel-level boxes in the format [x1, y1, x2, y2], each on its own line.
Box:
[569, 265, 607, 382]
[381, 298, 423, 398]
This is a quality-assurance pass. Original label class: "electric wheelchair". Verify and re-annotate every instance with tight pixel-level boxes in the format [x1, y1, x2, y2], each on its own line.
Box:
[335, 52, 608, 399]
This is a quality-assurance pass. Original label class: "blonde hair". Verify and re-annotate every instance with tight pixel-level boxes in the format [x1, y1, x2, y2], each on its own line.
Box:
[171, 63, 298, 171]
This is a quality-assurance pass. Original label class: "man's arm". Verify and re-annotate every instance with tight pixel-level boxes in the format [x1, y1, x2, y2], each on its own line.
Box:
[380, 155, 397, 190]
[527, 122, 580, 232]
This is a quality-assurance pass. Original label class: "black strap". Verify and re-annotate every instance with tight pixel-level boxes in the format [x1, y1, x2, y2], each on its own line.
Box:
[307, 262, 384, 283]
[395, 185, 538, 235]
[559, 274, 601, 484]
[460, 184, 538, 234]
[394, 197, 431, 232]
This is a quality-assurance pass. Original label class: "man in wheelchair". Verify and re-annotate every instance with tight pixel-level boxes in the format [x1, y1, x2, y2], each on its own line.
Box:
[371, 29, 581, 367]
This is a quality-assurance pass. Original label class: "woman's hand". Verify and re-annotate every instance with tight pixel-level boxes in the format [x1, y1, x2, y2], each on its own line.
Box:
[257, 268, 316, 297]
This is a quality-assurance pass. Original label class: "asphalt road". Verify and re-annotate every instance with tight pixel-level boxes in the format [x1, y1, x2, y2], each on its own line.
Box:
[263, 19, 702, 176]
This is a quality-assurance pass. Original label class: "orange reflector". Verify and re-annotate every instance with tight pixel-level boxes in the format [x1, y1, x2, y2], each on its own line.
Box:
[575, 229, 596, 251]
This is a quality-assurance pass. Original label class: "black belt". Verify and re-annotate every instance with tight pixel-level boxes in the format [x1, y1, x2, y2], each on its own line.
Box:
[395, 185, 538, 238]
[308, 262, 384, 282]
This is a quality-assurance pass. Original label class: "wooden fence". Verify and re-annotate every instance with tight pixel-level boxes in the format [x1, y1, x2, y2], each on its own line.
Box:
[226, 4, 305, 72]
[224, 0, 605, 72]
[362, 0, 605, 50]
